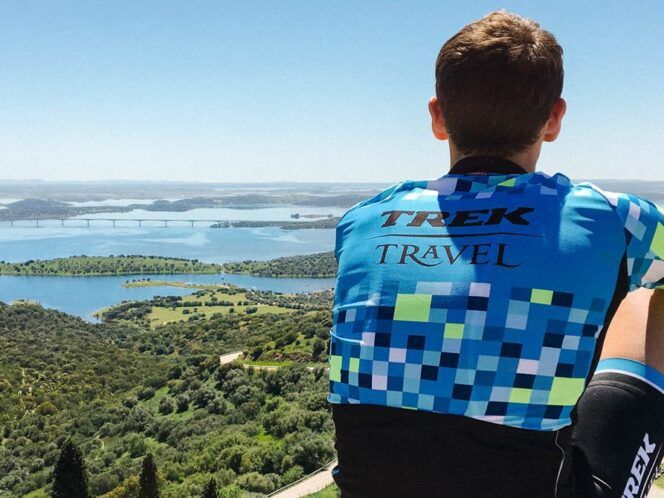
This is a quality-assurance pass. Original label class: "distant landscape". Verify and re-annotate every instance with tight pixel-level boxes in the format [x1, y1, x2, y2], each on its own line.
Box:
[0, 253, 336, 279]
[0, 251, 339, 496]
[1, 179, 662, 221]
[0, 181, 383, 222]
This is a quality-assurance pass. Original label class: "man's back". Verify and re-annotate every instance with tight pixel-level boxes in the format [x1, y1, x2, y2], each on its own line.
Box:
[330, 157, 662, 431]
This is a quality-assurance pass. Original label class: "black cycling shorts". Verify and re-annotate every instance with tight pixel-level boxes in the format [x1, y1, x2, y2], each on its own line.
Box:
[332, 371, 664, 498]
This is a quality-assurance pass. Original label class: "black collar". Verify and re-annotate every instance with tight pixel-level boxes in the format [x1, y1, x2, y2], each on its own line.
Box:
[449, 156, 527, 175]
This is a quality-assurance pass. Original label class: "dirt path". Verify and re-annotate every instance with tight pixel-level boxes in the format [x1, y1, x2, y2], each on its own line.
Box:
[219, 351, 243, 366]
[269, 460, 336, 498]
[17, 368, 26, 413]
[651, 485, 664, 498]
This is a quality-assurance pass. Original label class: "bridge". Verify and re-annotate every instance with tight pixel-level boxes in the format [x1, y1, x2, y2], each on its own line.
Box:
[0, 218, 244, 228]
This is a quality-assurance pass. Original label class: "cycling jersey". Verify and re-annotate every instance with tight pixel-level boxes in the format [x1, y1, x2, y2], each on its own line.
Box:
[328, 157, 664, 431]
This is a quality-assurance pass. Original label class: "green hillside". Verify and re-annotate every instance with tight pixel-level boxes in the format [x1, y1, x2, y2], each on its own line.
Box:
[0, 255, 222, 276]
[0, 294, 334, 497]
[222, 252, 337, 278]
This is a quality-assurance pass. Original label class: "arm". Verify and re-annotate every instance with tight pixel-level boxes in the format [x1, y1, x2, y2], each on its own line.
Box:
[600, 288, 664, 372]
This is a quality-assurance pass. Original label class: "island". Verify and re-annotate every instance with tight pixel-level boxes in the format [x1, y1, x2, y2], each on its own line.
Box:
[0, 255, 223, 276]
[0, 253, 338, 279]
[221, 251, 337, 278]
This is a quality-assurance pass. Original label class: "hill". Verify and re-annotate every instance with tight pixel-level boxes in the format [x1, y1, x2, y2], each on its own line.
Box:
[0, 295, 334, 497]
[0, 255, 222, 276]
[222, 252, 337, 278]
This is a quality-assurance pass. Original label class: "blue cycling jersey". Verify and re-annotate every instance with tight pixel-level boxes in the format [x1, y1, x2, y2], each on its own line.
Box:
[328, 158, 664, 431]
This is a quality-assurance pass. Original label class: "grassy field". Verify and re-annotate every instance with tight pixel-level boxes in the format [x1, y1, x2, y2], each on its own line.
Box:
[123, 279, 221, 289]
[23, 488, 47, 498]
[306, 484, 340, 498]
[146, 288, 291, 328]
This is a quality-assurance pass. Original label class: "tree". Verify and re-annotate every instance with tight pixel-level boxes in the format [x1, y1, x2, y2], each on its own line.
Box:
[100, 475, 140, 498]
[158, 396, 175, 415]
[51, 440, 90, 498]
[175, 393, 190, 413]
[311, 338, 325, 360]
[201, 478, 218, 498]
[138, 454, 159, 498]
[218, 484, 243, 498]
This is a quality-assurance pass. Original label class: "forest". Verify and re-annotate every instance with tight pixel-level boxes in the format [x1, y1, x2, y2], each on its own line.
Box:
[0, 256, 223, 276]
[0, 252, 339, 279]
[0, 286, 336, 497]
[220, 253, 337, 279]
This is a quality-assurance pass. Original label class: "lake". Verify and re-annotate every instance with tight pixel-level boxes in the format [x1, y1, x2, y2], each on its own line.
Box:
[71, 205, 347, 221]
[0, 211, 337, 319]
[0, 225, 334, 263]
[0, 273, 334, 321]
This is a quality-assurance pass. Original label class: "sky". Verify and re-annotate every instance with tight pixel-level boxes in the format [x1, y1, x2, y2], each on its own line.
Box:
[0, 1, 663, 183]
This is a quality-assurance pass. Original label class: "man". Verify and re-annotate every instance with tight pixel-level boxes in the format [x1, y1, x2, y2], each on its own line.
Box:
[329, 11, 664, 498]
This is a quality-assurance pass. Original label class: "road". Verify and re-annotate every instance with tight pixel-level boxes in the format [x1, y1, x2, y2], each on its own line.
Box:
[219, 351, 244, 366]
[651, 485, 664, 498]
[269, 461, 337, 498]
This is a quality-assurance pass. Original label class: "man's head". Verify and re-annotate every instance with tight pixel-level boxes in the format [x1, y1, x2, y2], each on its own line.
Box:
[429, 11, 566, 167]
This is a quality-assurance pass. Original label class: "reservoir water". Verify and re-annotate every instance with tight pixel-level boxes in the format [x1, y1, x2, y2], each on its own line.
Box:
[0, 213, 337, 319]
[0, 273, 334, 321]
[0, 225, 334, 263]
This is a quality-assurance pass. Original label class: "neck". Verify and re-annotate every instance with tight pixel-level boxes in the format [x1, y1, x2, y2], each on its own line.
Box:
[449, 142, 542, 173]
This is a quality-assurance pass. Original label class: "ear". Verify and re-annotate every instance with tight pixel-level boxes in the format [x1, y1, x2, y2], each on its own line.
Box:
[428, 96, 449, 141]
[542, 98, 567, 142]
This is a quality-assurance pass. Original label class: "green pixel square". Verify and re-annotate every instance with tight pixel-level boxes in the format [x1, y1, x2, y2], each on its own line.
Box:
[531, 289, 554, 305]
[499, 178, 516, 187]
[394, 293, 432, 322]
[444, 323, 465, 339]
[509, 388, 532, 404]
[652, 224, 664, 258]
[548, 377, 585, 406]
[329, 355, 342, 382]
[349, 357, 359, 373]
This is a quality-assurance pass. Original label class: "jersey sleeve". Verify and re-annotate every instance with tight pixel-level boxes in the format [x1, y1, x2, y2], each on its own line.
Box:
[608, 192, 664, 290]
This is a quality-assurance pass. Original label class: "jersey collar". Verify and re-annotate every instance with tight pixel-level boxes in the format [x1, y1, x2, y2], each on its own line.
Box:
[449, 156, 528, 175]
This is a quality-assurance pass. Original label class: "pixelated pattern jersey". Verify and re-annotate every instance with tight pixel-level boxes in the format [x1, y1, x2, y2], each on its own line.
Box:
[328, 168, 664, 431]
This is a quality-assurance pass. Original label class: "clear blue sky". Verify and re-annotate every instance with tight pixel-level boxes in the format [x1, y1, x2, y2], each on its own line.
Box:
[0, 1, 662, 182]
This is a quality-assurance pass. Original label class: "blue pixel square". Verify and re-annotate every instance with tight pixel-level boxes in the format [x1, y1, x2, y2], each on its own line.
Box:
[474, 370, 496, 386]
[406, 348, 424, 364]
[433, 396, 451, 413]
[407, 335, 426, 350]
[511, 287, 531, 301]
[486, 401, 508, 416]
[387, 376, 404, 391]
[421, 365, 439, 381]
[402, 392, 419, 408]
[452, 384, 473, 400]
[482, 326, 504, 341]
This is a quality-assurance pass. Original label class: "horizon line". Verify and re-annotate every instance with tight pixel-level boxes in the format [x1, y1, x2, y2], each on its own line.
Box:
[0, 177, 658, 185]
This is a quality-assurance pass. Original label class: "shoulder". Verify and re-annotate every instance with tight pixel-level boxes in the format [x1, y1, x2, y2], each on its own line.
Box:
[574, 182, 661, 224]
